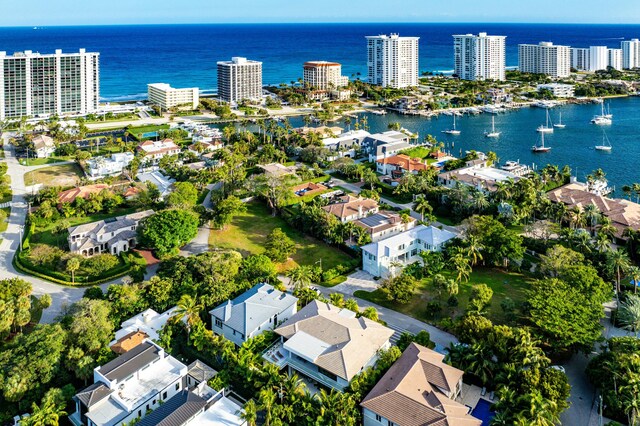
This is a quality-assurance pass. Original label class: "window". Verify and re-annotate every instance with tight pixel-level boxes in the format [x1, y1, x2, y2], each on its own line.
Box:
[163, 391, 167, 399]
[376, 414, 382, 422]
[146, 404, 150, 411]
[175, 383, 180, 391]
[152, 399, 156, 405]
[214, 318, 223, 328]
[398, 244, 405, 251]
[388, 421, 395, 426]
[138, 410, 141, 418]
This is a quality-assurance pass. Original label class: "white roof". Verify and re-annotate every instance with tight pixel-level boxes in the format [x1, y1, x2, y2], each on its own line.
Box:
[283, 331, 331, 363]
[361, 225, 457, 258]
[186, 396, 245, 426]
[137, 171, 175, 197]
[112, 307, 178, 344]
[322, 130, 371, 146]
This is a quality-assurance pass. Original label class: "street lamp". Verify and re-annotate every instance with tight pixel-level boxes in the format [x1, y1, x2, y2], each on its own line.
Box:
[315, 258, 322, 271]
[19, 225, 24, 252]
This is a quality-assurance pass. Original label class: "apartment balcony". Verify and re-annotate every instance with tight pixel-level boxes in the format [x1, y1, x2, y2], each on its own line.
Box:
[285, 356, 346, 391]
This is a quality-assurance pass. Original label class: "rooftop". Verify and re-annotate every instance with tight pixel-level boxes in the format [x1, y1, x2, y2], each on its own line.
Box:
[186, 394, 245, 426]
[274, 300, 393, 381]
[112, 307, 179, 345]
[209, 283, 298, 336]
[361, 225, 457, 258]
[58, 184, 110, 204]
[322, 195, 379, 219]
[361, 343, 481, 426]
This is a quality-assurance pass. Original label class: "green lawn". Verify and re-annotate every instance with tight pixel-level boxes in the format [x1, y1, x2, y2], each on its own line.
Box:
[128, 124, 170, 140]
[355, 267, 534, 326]
[208, 201, 353, 271]
[25, 157, 70, 166]
[24, 163, 83, 187]
[0, 207, 9, 233]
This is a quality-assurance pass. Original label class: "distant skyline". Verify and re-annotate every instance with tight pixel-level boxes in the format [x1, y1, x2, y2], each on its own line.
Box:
[3, 0, 640, 26]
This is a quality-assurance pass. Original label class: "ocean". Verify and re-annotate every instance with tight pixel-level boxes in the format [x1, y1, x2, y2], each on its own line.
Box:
[1, 23, 640, 100]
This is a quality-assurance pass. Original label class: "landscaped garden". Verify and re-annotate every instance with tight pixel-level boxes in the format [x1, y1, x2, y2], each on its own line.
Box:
[355, 267, 534, 326]
[209, 201, 354, 271]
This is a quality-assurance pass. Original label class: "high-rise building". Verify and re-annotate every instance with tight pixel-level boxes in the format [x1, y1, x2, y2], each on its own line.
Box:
[303, 61, 349, 90]
[622, 39, 640, 69]
[0, 49, 99, 120]
[571, 48, 590, 71]
[147, 83, 199, 110]
[608, 48, 623, 71]
[217, 57, 262, 104]
[366, 34, 419, 88]
[453, 32, 506, 81]
[589, 46, 609, 71]
[518, 42, 570, 78]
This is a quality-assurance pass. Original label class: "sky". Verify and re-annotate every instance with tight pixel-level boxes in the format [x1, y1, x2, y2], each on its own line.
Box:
[2, 0, 640, 26]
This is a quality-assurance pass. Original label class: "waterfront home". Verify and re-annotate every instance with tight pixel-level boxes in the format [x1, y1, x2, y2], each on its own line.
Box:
[361, 225, 457, 277]
[438, 160, 518, 193]
[322, 195, 379, 223]
[67, 210, 154, 257]
[537, 83, 575, 98]
[361, 343, 482, 426]
[365, 130, 414, 162]
[354, 210, 417, 243]
[85, 152, 135, 179]
[376, 153, 430, 177]
[548, 182, 640, 241]
[70, 340, 189, 426]
[32, 134, 56, 158]
[209, 283, 298, 346]
[187, 139, 223, 156]
[265, 300, 393, 391]
[136, 139, 181, 165]
[110, 307, 180, 354]
[321, 129, 371, 159]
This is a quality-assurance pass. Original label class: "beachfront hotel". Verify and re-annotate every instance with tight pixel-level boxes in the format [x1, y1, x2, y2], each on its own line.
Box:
[518, 42, 570, 78]
[366, 34, 419, 88]
[217, 57, 262, 105]
[622, 39, 640, 69]
[303, 61, 349, 90]
[0, 49, 99, 120]
[147, 83, 199, 110]
[453, 32, 506, 81]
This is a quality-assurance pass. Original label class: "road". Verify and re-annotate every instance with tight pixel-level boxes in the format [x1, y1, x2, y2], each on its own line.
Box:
[0, 136, 112, 323]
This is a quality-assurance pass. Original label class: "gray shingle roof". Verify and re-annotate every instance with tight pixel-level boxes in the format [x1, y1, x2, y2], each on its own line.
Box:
[75, 382, 112, 408]
[209, 283, 298, 336]
[187, 360, 217, 384]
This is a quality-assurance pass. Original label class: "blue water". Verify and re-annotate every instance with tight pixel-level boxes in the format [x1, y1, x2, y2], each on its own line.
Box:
[279, 96, 640, 191]
[470, 399, 495, 426]
[1, 23, 640, 99]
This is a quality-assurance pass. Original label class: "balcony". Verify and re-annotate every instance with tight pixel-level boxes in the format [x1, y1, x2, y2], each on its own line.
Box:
[285, 356, 346, 391]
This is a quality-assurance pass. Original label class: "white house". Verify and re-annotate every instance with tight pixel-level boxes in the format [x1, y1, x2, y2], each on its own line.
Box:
[265, 301, 393, 391]
[70, 340, 188, 426]
[537, 83, 575, 98]
[67, 210, 154, 257]
[354, 210, 417, 243]
[136, 139, 181, 165]
[209, 283, 298, 347]
[136, 171, 175, 198]
[361, 225, 457, 277]
[32, 135, 56, 158]
[85, 152, 135, 179]
[110, 307, 179, 349]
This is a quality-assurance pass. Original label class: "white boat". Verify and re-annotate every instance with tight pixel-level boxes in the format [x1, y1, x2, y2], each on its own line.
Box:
[442, 114, 461, 135]
[484, 116, 500, 138]
[370, 109, 387, 115]
[537, 109, 554, 133]
[554, 112, 566, 129]
[595, 131, 612, 151]
[532, 132, 551, 153]
[591, 103, 612, 125]
[604, 103, 613, 119]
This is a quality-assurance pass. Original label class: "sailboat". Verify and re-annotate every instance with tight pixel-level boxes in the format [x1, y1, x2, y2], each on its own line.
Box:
[532, 132, 551, 153]
[554, 112, 566, 129]
[595, 131, 612, 151]
[442, 114, 461, 135]
[591, 102, 612, 125]
[604, 103, 613, 119]
[537, 109, 554, 133]
[484, 116, 500, 138]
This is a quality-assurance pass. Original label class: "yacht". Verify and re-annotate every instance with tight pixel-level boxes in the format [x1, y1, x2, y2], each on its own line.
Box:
[591, 103, 612, 125]
[501, 161, 531, 176]
[595, 131, 612, 152]
[484, 116, 500, 138]
[532, 132, 551, 153]
[442, 114, 461, 135]
[536, 109, 554, 133]
[604, 103, 613, 119]
[554, 112, 566, 129]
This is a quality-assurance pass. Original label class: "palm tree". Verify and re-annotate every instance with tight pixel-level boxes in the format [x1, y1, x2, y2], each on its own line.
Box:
[258, 388, 277, 426]
[623, 184, 633, 200]
[619, 294, 640, 336]
[287, 266, 313, 292]
[465, 235, 484, 266]
[241, 400, 258, 426]
[66, 257, 80, 284]
[173, 294, 203, 338]
[583, 203, 600, 234]
[413, 197, 433, 222]
[22, 396, 67, 426]
[361, 168, 378, 190]
[608, 249, 631, 300]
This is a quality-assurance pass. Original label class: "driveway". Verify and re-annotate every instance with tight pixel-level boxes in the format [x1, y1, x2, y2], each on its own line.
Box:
[0, 137, 114, 323]
[332, 270, 379, 295]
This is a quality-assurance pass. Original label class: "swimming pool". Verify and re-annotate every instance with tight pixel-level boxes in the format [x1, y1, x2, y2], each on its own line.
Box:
[470, 399, 495, 426]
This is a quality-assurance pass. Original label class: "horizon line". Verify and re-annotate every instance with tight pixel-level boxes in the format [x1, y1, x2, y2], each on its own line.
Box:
[4, 21, 640, 28]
